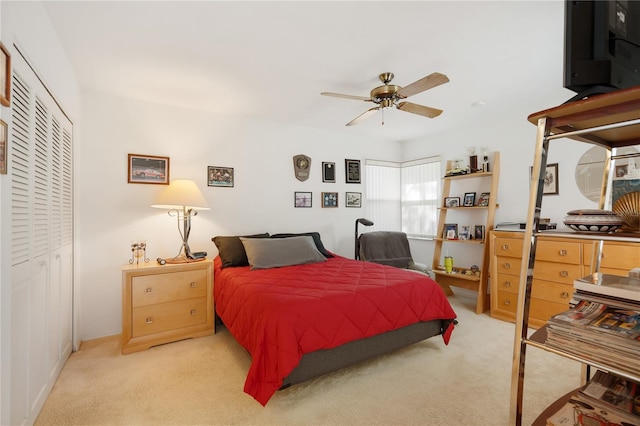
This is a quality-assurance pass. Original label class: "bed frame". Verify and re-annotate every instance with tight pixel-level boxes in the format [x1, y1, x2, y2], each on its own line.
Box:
[280, 319, 451, 388]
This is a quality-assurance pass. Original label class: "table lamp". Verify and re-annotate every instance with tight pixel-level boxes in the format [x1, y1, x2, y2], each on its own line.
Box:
[151, 179, 209, 262]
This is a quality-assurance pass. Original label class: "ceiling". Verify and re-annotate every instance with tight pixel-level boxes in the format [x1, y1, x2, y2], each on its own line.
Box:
[41, 0, 571, 142]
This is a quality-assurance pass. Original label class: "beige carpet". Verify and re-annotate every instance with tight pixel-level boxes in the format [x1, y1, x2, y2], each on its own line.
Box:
[34, 295, 581, 425]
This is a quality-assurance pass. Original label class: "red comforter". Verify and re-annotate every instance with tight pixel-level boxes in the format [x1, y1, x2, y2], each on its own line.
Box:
[214, 255, 456, 405]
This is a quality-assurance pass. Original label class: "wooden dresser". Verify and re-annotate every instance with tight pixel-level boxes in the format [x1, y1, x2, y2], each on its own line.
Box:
[490, 230, 639, 328]
[121, 259, 214, 354]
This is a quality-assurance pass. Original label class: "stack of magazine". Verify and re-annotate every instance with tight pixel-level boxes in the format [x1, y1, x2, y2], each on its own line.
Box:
[545, 273, 640, 376]
[546, 370, 640, 426]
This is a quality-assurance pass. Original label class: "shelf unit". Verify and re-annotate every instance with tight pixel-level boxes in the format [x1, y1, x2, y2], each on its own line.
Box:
[510, 87, 640, 425]
[432, 152, 500, 314]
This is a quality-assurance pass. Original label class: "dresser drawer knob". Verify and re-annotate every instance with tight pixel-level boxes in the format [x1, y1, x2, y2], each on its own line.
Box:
[146, 317, 153, 324]
[504, 281, 511, 287]
[504, 299, 511, 306]
[559, 249, 567, 256]
[190, 281, 197, 288]
[145, 287, 153, 293]
[503, 262, 511, 269]
[561, 292, 570, 298]
[501, 244, 509, 251]
[190, 309, 197, 316]
[560, 271, 569, 277]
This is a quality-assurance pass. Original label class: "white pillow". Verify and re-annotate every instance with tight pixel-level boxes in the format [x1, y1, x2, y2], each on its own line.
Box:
[239, 235, 327, 270]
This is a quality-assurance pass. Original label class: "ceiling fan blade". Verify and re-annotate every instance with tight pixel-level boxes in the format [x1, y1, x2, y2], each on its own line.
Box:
[321, 92, 372, 102]
[346, 107, 380, 126]
[396, 72, 449, 98]
[397, 102, 443, 118]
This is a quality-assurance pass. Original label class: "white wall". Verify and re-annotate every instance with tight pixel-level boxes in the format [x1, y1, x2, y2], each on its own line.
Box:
[77, 91, 400, 339]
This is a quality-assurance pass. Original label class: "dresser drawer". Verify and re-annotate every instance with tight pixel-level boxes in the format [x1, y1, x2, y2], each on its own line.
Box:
[495, 272, 519, 294]
[531, 279, 573, 304]
[583, 242, 640, 272]
[495, 256, 522, 276]
[132, 269, 207, 307]
[494, 237, 524, 258]
[530, 298, 570, 323]
[535, 240, 581, 264]
[533, 261, 582, 284]
[496, 291, 518, 314]
[132, 297, 208, 337]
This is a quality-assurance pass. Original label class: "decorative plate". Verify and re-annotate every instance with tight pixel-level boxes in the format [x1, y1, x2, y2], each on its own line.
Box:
[563, 209, 624, 233]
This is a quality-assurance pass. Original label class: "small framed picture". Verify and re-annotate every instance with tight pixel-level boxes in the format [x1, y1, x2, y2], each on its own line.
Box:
[444, 223, 458, 240]
[208, 166, 234, 187]
[0, 42, 10, 107]
[463, 192, 476, 207]
[345, 159, 361, 183]
[346, 192, 362, 208]
[444, 197, 460, 208]
[322, 192, 338, 208]
[615, 164, 628, 178]
[322, 162, 336, 183]
[477, 192, 490, 207]
[128, 154, 169, 184]
[474, 225, 485, 241]
[0, 119, 7, 174]
[294, 191, 312, 208]
[459, 225, 471, 240]
[530, 163, 559, 195]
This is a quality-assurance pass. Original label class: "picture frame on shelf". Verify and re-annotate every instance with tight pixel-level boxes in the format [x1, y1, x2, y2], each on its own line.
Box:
[477, 192, 490, 207]
[294, 191, 312, 208]
[0, 119, 7, 174]
[321, 192, 338, 208]
[444, 197, 460, 208]
[459, 225, 471, 240]
[463, 192, 476, 206]
[322, 162, 336, 182]
[127, 154, 169, 184]
[444, 223, 458, 240]
[474, 225, 485, 241]
[208, 166, 234, 187]
[345, 159, 361, 183]
[345, 192, 361, 208]
[0, 42, 10, 107]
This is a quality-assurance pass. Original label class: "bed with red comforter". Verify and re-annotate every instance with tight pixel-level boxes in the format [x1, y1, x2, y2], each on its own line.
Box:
[214, 253, 457, 406]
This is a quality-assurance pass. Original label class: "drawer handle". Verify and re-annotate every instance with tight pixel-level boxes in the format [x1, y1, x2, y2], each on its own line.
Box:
[504, 281, 511, 288]
[560, 271, 569, 277]
[504, 299, 511, 306]
[503, 262, 511, 269]
[561, 292, 570, 298]
[190, 281, 197, 288]
[559, 249, 567, 256]
[501, 244, 509, 251]
[145, 317, 153, 324]
[145, 287, 153, 293]
[190, 309, 197, 316]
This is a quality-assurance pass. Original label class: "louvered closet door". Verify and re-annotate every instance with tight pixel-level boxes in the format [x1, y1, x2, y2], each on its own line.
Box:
[10, 51, 73, 426]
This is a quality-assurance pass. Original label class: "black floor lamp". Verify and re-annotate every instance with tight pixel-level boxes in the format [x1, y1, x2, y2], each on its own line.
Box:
[354, 218, 374, 259]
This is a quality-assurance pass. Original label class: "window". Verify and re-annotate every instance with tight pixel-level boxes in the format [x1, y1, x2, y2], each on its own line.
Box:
[365, 157, 441, 238]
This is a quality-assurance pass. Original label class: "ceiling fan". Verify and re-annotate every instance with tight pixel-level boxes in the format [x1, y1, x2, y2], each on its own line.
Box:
[321, 72, 449, 126]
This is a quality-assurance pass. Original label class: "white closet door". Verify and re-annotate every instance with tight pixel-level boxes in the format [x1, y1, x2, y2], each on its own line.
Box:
[9, 50, 73, 426]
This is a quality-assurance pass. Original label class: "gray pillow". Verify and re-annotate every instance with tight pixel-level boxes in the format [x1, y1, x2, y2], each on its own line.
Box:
[212, 233, 270, 268]
[239, 235, 327, 270]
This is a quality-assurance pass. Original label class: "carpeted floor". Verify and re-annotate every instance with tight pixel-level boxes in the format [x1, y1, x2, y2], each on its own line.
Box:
[34, 294, 581, 425]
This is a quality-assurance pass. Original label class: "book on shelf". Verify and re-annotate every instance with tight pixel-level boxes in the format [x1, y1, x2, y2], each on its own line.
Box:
[574, 273, 640, 303]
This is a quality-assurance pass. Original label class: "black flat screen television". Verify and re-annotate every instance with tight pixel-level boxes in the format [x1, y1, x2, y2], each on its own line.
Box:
[564, 0, 640, 102]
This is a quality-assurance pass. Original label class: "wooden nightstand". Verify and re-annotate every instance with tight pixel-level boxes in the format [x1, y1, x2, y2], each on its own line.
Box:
[121, 259, 214, 354]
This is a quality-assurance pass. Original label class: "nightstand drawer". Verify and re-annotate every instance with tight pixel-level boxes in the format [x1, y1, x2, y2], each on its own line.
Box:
[494, 237, 523, 258]
[132, 269, 207, 307]
[535, 240, 581, 264]
[132, 297, 208, 337]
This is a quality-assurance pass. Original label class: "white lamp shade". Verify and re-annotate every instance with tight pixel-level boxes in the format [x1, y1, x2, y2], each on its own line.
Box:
[151, 179, 210, 210]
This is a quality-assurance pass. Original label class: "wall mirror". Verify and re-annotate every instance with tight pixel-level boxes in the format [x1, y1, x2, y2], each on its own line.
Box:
[575, 145, 640, 203]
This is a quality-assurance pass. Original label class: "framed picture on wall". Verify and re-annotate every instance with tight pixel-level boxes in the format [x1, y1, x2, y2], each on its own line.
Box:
[294, 191, 312, 208]
[0, 42, 10, 107]
[0, 119, 7, 174]
[345, 192, 361, 207]
[208, 166, 234, 187]
[322, 192, 338, 208]
[530, 163, 559, 195]
[322, 162, 336, 182]
[345, 159, 361, 183]
[128, 154, 169, 184]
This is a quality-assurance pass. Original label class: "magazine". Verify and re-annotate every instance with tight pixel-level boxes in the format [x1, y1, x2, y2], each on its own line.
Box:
[547, 397, 640, 426]
[579, 370, 640, 417]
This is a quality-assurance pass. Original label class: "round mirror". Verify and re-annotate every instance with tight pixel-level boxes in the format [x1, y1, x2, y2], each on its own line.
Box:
[575, 146, 639, 202]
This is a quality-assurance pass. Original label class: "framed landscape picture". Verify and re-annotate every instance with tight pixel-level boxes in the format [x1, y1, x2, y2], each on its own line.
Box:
[345, 192, 361, 208]
[294, 191, 312, 208]
[208, 166, 234, 187]
[128, 154, 169, 184]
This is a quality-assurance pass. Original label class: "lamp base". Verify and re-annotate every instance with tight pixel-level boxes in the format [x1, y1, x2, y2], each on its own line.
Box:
[164, 256, 207, 264]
